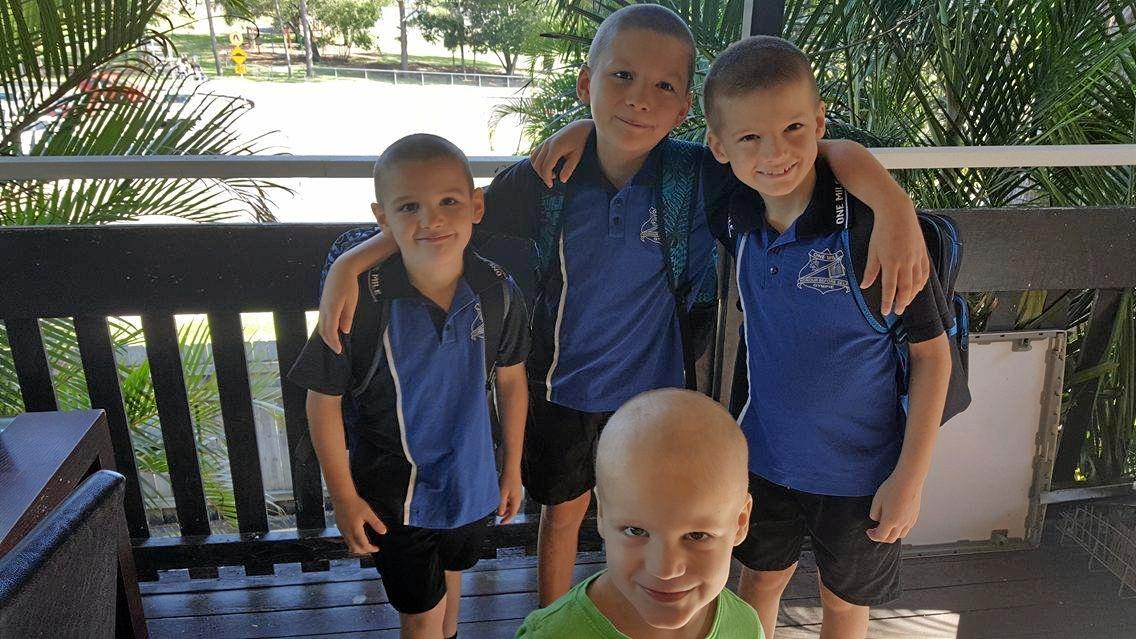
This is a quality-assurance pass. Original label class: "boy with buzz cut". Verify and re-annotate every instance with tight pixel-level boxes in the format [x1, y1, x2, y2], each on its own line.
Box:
[316, 4, 931, 607]
[702, 37, 953, 639]
[287, 133, 531, 639]
[517, 388, 762, 638]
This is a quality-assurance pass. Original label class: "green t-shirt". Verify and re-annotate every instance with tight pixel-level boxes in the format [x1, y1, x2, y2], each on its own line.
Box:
[515, 571, 765, 638]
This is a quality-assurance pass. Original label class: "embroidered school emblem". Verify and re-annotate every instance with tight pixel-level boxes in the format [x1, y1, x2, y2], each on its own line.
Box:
[797, 249, 850, 294]
[471, 302, 485, 341]
[640, 207, 661, 245]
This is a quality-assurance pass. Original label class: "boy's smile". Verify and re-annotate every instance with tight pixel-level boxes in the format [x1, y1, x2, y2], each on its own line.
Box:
[591, 454, 751, 634]
[708, 79, 826, 207]
[577, 28, 693, 171]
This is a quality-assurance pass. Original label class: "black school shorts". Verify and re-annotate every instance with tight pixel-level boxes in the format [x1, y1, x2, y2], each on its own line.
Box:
[734, 473, 902, 607]
[521, 388, 613, 506]
[366, 514, 492, 614]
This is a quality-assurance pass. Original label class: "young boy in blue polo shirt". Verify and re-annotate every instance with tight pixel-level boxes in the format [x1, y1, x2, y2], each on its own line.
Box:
[288, 134, 530, 639]
[702, 37, 953, 639]
[315, 5, 931, 608]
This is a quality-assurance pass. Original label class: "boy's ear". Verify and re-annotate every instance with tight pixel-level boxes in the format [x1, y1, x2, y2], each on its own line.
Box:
[370, 202, 387, 227]
[706, 129, 730, 165]
[471, 187, 485, 224]
[815, 100, 827, 139]
[732, 494, 753, 546]
[576, 65, 592, 105]
[670, 90, 694, 130]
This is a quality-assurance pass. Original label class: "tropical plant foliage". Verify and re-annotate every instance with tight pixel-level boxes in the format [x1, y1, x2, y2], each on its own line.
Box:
[1, 0, 286, 527]
[504, 0, 1136, 483]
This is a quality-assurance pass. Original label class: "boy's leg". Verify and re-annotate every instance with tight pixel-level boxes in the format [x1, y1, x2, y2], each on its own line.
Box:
[399, 600, 446, 639]
[804, 493, 901, 639]
[435, 514, 494, 638]
[442, 571, 462, 638]
[738, 563, 797, 639]
[733, 473, 809, 639]
[537, 491, 591, 605]
[522, 392, 610, 606]
[817, 577, 869, 639]
[369, 524, 449, 638]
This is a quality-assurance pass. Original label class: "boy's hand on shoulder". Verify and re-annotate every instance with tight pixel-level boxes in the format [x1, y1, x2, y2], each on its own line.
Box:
[319, 260, 360, 354]
[332, 492, 386, 555]
[867, 470, 925, 544]
[497, 468, 523, 524]
[862, 208, 930, 317]
[529, 119, 595, 188]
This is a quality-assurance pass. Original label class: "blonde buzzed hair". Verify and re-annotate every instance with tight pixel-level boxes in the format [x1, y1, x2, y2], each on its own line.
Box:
[372, 133, 473, 204]
[587, 3, 696, 91]
[703, 35, 819, 130]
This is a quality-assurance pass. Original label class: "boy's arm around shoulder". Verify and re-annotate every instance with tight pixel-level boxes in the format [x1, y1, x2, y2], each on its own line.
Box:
[820, 139, 929, 316]
[319, 233, 398, 354]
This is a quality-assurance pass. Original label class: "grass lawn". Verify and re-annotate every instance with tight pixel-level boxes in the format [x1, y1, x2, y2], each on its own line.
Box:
[166, 33, 508, 79]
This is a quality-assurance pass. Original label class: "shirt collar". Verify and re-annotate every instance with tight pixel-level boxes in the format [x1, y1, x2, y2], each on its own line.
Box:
[364, 249, 506, 305]
[727, 157, 843, 239]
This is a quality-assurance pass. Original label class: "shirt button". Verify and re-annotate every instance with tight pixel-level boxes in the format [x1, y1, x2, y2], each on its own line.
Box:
[613, 197, 623, 206]
[613, 216, 622, 226]
[770, 265, 779, 275]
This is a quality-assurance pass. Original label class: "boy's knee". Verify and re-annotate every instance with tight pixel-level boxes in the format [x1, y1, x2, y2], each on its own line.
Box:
[541, 493, 590, 529]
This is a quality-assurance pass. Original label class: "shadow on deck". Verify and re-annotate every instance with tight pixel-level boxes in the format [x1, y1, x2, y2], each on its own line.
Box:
[141, 517, 1136, 639]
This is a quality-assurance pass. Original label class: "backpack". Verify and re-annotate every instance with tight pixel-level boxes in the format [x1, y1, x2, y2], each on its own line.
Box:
[838, 181, 973, 425]
[533, 138, 717, 389]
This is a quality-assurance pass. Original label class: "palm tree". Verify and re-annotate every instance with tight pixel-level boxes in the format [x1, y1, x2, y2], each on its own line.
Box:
[502, 0, 1136, 484]
[0, 0, 288, 526]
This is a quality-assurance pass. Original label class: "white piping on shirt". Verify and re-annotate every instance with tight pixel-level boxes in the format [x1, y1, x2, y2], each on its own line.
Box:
[384, 327, 417, 525]
[735, 234, 753, 425]
[545, 232, 568, 402]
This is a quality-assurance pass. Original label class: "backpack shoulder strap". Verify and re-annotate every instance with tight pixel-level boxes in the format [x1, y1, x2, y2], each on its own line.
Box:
[655, 138, 706, 295]
[838, 181, 894, 334]
[465, 253, 513, 385]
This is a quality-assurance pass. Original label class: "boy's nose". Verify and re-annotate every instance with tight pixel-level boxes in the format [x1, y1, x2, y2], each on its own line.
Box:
[625, 82, 650, 111]
[420, 206, 445, 227]
[645, 540, 686, 580]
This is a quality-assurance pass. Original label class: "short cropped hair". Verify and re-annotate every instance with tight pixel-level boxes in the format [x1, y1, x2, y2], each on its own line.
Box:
[703, 36, 819, 130]
[587, 4, 696, 91]
[372, 133, 473, 203]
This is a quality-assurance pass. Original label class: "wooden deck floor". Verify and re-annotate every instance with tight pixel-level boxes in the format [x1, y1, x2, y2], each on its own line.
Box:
[141, 528, 1136, 638]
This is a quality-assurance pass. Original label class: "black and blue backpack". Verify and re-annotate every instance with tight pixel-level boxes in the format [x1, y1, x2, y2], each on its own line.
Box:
[528, 138, 719, 389]
[838, 180, 973, 424]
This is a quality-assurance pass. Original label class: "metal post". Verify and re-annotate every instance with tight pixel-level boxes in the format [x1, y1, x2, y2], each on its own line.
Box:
[743, 0, 784, 37]
[204, 0, 223, 76]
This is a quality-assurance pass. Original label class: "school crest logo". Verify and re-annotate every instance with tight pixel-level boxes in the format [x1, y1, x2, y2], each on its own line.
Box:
[797, 249, 850, 294]
[640, 207, 661, 245]
[471, 302, 485, 341]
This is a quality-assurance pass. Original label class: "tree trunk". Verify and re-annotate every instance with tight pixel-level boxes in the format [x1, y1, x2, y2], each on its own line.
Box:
[459, 43, 466, 74]
[204, 0, 223, 76]
[299, 0, 315, 77]
[273, 0, 292, 77]
[398, 0, 409, 71]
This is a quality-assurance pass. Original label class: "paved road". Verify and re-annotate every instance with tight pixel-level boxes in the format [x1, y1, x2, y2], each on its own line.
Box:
[208, 76, 533, 223]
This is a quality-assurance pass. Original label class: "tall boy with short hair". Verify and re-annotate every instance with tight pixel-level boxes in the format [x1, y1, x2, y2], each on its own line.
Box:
[316, 5, 930, 607]
[288, 134, 530, 639]
[517, 388, 762, 638]
[702, 37, 953, 638]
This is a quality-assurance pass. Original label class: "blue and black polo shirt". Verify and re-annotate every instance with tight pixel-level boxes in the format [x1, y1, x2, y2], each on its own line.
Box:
[718, 158, 948, 497]
[481, 133, 720, 413]
[288, 251, 530, 530]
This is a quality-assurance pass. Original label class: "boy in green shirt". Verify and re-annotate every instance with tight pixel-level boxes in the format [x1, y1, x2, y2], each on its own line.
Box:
[516, 389, 762, 639]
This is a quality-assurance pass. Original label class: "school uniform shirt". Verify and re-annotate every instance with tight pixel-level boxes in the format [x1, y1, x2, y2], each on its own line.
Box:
[481, 133, 719, 413]
[722, 159, 948, 497]
[288, 251, 530, 530]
